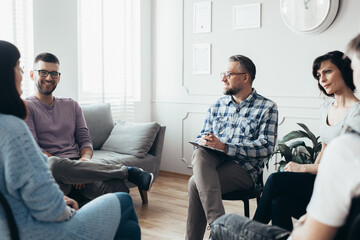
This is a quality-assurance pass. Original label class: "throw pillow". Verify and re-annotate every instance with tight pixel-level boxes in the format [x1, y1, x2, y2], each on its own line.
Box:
[81, 103, 114, 150]
[101, 121, 161, 157]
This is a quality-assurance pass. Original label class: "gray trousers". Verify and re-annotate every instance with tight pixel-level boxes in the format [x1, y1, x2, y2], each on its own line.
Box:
[210, 214, 290, 240]
[48, 157, 130, 200]
[186, 148, 254, 240]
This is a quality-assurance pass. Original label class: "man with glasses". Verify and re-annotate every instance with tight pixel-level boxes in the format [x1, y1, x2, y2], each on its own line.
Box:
[25, 52, 154, 203]
[186, 55, 278, 240]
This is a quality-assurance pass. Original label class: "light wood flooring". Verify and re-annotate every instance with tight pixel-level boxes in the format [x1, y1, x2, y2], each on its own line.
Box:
[129, 171, 258, 240]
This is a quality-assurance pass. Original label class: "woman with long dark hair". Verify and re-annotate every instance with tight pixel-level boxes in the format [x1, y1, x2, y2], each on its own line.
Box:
[0, 40, 140, 240]
[253, 50, 360, 231]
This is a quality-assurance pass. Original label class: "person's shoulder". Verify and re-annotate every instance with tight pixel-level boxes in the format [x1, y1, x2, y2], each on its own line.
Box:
[56, 97, 77, 103]
[24, 96, 39, 107]
[351, 101, 360, 113]
[320, 98, 334, 109]
[0, 114, 28, 135]
[217, 95, 231, 103]
[25, 96, 37, 102]
[253, 91, 277, 109]
[55, 97, 81, 107]
[211, 96, 231, 107]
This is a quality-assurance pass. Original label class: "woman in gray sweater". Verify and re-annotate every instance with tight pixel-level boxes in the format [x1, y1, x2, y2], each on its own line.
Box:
[0, 40, 140, 240]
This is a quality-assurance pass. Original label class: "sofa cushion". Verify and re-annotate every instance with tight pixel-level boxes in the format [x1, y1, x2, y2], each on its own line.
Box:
[81, 103, 114, 150]
[101, 121, 160, 157]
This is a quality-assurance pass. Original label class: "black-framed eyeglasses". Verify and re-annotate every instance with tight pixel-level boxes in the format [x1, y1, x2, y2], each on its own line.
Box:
[34, 70, 61, 80]
[220, 72, 247, 80]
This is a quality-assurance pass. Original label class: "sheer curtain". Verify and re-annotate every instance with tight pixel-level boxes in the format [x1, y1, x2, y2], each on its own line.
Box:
[0, 0, 34, 99]
[78, 0, 140, 122]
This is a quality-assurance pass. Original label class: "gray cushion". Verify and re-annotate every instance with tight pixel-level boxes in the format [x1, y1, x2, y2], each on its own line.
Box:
[81, 103, 114, 150]
[101, 121, 160, 157]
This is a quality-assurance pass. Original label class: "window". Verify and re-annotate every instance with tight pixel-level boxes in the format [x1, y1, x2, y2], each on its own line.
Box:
[0, 0, 34, 99]
[78, 0, 140, 122]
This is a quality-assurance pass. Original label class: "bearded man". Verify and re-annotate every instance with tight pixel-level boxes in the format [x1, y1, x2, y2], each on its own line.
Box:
[186, 55, 278, 240]
[25, 52, 153, 202]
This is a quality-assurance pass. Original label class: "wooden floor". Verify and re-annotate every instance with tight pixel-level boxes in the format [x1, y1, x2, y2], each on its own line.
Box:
[129, 171, 258, 240]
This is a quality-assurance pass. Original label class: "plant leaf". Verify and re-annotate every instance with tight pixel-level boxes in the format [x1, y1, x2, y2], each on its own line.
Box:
[297, 123, 318, 147]
[288, 140, 306, 149]
[313, 142, 322, 160]
[292, 154, 304, 164]
[278, 130, 309, 143]
[305, 146, 314, 161]
[273, 122, 322, 168]
[315, 142, 322, 152]
[276, 143, 292, 162]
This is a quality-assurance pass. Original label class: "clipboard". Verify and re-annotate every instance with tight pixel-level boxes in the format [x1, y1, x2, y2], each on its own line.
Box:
[189, 141, 228, 156]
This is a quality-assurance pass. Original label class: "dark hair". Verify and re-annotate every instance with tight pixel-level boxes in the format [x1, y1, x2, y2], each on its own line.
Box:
[312, 50, 354, 97]
[229, 55, 256, 82]
[347, 33, 360, 59]
[0, 40, 27, 119]
[34, 52, 60, 65]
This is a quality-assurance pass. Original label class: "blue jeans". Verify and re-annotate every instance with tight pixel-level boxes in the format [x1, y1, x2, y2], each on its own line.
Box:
[210, 214, 290, 240]
[114, 192, 141, 240]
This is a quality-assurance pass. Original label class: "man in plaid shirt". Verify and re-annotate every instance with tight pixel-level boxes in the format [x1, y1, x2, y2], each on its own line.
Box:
[186, 55, 278, 240]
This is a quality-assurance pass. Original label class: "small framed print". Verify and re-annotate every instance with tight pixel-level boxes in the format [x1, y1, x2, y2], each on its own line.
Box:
[193, 43, 211, 75]
[233, 3, 261, 30]
[194, 2, 212, 33]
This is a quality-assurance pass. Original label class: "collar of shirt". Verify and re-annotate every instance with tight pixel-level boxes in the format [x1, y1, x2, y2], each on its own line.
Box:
[224, 88, 258, 107]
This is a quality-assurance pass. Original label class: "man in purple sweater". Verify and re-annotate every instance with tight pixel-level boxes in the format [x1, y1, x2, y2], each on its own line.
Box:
[25, 52, 153, 201]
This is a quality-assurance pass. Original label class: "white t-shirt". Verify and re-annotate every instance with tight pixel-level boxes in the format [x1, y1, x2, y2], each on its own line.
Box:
[306, 133, 360, 227]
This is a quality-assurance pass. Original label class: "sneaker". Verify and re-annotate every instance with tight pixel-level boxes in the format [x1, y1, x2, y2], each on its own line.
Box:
[127, 167, 154, 191]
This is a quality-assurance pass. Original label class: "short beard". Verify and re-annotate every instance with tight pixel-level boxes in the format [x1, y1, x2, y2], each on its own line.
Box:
[36, 81, 57, 96]
[224, 86, 241, 96]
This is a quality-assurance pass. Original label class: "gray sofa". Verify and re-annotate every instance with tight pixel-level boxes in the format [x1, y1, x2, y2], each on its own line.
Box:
[81, 103, 166, 203]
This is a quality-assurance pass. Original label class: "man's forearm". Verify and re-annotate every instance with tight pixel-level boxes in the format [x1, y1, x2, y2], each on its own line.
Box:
[80, 147, 93, 160]
[291, 214, 338, 240]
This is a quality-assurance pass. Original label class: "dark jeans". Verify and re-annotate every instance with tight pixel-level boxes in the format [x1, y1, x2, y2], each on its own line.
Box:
[253, 172, 316, 231]
[114, 192, 141, 240]
[210, 214, 290, 240]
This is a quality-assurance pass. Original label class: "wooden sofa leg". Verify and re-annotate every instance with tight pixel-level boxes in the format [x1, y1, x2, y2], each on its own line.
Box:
[138, 188, 148, 204]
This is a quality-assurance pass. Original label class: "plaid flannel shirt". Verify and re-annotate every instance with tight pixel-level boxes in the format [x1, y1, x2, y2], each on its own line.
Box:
[195, 89, 278, 182]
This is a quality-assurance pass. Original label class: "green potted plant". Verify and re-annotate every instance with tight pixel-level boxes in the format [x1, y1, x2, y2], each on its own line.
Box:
[265, 123, 322, 172]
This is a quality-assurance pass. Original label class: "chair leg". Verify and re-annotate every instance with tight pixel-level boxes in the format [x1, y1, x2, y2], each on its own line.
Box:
[243, 200, 250, 218]
[138, 188, 148, 204]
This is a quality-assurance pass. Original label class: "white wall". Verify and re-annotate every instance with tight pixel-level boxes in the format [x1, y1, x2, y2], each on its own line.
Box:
[32, 0, 152, 122]
[33, 0, 78, 99]
[30, 0, 360, 175]
[152, 0, 360, 175]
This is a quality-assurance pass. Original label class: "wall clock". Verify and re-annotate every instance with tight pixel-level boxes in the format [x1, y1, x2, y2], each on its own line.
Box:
[280, 0, 339, 35]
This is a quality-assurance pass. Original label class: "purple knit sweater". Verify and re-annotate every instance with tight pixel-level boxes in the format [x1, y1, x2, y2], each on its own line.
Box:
[25, 96, 93, 159]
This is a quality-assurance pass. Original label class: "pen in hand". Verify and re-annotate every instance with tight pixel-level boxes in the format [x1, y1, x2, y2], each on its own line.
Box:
[200, 132, 213, 145]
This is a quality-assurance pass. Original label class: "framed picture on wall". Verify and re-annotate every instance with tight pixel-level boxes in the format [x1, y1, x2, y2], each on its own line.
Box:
[233, 3, 262, 30]
[194, 2, 212, 33]
[193, 43, 211, 74]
